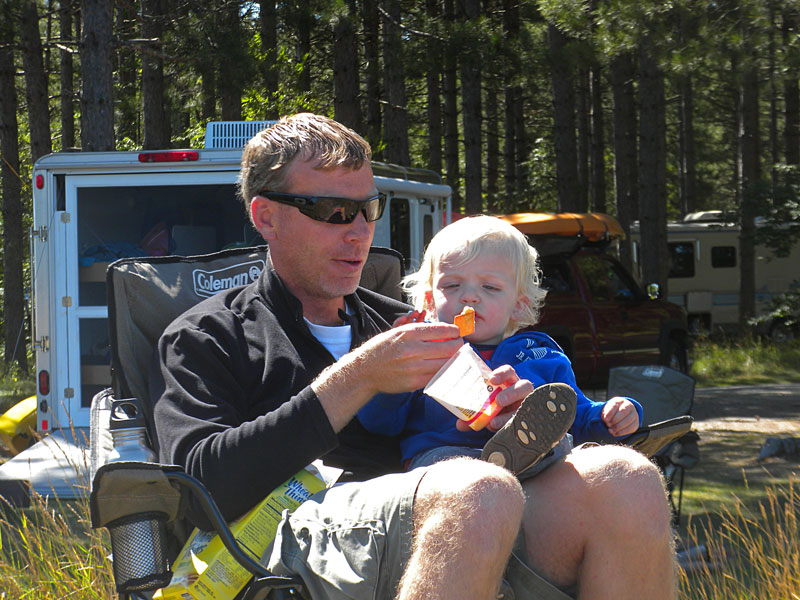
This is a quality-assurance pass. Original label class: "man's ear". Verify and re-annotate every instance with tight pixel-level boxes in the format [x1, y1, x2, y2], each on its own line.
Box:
[250, 195, 278, 241]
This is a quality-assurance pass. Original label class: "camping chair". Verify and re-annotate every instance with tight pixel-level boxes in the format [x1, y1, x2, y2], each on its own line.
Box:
[607, 365, 699, 525]
[89, 246, 405, 600]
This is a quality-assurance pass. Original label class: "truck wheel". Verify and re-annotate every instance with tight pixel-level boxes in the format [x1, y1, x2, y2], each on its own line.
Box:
[663, 338, 688, 373]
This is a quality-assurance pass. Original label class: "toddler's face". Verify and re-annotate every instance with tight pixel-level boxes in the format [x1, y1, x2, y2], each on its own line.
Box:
[431, 250, 525, 345]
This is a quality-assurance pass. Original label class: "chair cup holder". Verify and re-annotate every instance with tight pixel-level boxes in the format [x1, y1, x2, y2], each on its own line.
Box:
[107, 511, 172, 593]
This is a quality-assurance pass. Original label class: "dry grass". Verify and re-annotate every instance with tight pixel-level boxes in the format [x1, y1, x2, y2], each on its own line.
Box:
[680, 477, 800, 599]
[0, 490, 116, 598]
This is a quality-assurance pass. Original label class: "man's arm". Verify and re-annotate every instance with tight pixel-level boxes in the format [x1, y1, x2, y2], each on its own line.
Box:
[151, 315, 462, 524]
[313, 323, 464, 431]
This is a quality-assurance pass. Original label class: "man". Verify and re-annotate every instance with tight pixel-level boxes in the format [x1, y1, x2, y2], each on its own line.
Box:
[151, 113, 676, 600]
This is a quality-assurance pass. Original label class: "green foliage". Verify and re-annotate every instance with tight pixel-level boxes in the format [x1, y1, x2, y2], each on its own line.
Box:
[691, 335, 800, 386]
[749, 282, 800, 334]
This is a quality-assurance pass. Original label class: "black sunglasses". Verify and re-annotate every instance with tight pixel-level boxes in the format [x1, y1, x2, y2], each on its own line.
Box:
[258, 191, 386, 224]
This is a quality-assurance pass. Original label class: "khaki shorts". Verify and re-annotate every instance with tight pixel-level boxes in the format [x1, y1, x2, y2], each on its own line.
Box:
[263, 468, 574, 600]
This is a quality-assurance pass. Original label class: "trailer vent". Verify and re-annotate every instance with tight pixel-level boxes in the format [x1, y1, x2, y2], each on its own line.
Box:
[204, 121, 277, 149]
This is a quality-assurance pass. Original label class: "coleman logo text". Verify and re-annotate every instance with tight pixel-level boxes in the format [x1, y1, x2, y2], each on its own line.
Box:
[193, 260, 265, 298]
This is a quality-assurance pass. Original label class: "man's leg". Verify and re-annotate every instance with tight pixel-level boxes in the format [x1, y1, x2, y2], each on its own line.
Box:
[520, 444, 677, 600]
[397, 457, 524, 600]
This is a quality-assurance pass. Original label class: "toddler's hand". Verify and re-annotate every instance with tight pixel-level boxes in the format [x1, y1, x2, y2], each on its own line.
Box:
[393, 310, 427, 328]
[602, 397, 640, 437]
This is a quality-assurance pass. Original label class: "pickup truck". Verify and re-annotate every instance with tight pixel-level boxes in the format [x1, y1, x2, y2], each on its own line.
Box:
[501, 213, 690, 387]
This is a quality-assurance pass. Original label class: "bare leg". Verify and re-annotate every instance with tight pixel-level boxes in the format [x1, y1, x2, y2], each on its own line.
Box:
[397, 457, 524, 600]
[521, 445, 677, 600]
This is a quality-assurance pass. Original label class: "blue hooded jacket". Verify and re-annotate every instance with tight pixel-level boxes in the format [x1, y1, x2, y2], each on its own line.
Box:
[357, 331, 643, 462]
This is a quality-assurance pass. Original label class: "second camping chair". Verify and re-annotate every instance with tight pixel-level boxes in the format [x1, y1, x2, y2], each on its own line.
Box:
[607, 365, 699, 525]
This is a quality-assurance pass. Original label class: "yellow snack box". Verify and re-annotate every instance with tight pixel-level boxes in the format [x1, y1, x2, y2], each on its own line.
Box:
[154, 466, 329, 600]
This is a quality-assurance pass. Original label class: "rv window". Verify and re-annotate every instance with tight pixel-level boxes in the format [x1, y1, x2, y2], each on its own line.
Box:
[668, 242, 695, 278]
[390, 198, 411, 267]
[711, 246, 736, 268]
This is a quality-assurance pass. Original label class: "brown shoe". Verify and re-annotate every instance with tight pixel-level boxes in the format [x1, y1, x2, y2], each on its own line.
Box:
[481, 383, 577, 475]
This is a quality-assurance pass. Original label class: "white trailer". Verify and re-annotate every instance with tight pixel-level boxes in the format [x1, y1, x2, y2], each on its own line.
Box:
[630, 211, 800, 335]
[13, 121, 450, 479]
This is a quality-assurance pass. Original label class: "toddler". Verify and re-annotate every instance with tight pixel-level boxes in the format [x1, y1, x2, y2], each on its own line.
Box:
[358, 215, 643, 475]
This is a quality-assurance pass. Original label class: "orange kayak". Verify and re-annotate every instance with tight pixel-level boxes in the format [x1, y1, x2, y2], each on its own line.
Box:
[498, 212, 625, 241]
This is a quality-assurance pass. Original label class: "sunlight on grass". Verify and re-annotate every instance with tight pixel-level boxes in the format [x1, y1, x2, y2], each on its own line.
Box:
[691, 337, 800, 387]
[0, 491, 116, 598]
[680, 477, 800, 599]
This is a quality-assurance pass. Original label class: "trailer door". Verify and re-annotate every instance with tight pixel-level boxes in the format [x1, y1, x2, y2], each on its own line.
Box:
[55, 171, 250, 428]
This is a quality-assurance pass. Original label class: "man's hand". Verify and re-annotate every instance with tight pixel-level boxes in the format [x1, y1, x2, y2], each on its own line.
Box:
[602, 397, 641, 437]
[313, 322, 463, 431]
[454, 365, 533, 432]
[392, 310, 427, 328]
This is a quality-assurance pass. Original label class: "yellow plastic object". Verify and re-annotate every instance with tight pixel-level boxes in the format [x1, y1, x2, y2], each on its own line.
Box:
[499, 212, 625, 241]
[0, 395, 37, 455]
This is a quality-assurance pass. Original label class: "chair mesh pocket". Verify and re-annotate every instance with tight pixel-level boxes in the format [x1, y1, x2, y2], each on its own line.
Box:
[107, 512, 172, 593]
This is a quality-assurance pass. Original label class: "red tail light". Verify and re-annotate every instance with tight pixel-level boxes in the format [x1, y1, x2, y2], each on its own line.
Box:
[38, 370, 50, 395]
[138, 151, 199, 163]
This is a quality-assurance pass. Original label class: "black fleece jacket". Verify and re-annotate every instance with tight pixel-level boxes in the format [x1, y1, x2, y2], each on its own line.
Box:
[149, 260, 410, 525]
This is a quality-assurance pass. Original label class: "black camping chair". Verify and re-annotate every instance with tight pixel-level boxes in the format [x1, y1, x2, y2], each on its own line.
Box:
[89, 246, 406, 600]
[607, 365, 699, 525]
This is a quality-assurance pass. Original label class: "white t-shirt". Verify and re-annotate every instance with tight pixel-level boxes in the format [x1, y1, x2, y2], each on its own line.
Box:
[304, 318, 352, 360]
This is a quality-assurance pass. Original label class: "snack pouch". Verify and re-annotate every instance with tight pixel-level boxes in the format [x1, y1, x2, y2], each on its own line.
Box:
[424, 344, 503, 431]
[155, 461, 340, 600]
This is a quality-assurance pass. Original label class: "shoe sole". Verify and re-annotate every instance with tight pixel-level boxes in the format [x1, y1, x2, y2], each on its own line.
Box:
[481, 383, 577, 474]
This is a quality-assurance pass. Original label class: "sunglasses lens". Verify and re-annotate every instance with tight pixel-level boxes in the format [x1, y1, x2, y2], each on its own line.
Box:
[313, 195, 385, 224]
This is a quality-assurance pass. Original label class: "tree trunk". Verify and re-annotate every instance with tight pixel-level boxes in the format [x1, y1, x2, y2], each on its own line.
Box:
[20, 0, 52, 163]
[200, 65, 216, 121]
[260, 0, 278, 118]
[59, 0, 76, 150]
[548, 23, 579, 212]
[590, 63, 606, 213]
[460, 0, 482, 214]
[443, 0, 461, 210]
[610, 52, 638, 272]
[513, 86, 528, 199]
[381, 0, 409, 166]
[141, 0, 167, 149]
[502, 0, 520, 202]
[638, 42, 668, 295]
[80, 0, 115, 151]
[486, 81, 499, 213]
[677, 74, 697, 216]
[333, 0, 362, 133]
[115, 1, 138, 143]
[361, 0, 382, 158]
[576, 66, 589, 210]
[738, 64, 760, 327]
[219, 1, 244, 121]
[0, 2, 28, 371]
[783, 8, 799, 166]
[425, 0, 442, 176]
[295, 0, 312, 94]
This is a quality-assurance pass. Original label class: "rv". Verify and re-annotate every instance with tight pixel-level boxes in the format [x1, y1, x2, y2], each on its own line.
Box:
[630, 211, 800, 336]
[27, 121, 451, 437]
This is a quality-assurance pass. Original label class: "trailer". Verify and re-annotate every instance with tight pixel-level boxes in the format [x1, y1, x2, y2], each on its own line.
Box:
[0, 121, 452, 503]
[630, 211, 800, 336]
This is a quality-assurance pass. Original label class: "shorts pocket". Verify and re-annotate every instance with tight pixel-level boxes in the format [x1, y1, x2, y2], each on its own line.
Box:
[266, 514, 387, 600]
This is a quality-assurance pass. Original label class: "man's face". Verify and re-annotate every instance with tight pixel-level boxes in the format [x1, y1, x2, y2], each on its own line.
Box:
[252, 158, 377, 323]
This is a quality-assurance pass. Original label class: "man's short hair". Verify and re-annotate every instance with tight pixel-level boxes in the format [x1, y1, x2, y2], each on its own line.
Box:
[238, 113, 372, 216]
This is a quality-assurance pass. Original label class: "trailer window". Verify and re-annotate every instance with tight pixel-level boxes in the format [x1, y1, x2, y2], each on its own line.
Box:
[668, 242, 695, 278]
[711, 246, 736, 268]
